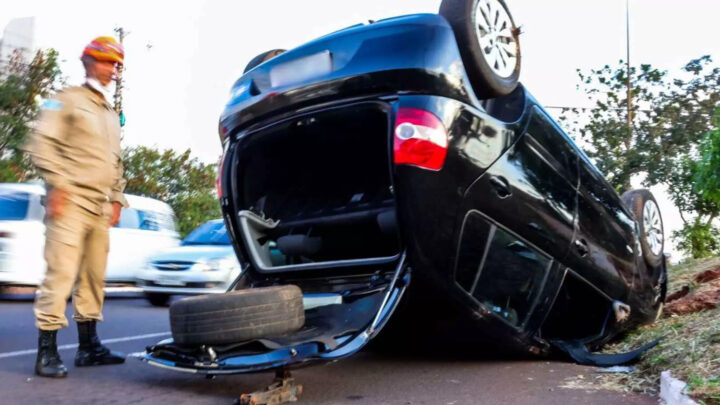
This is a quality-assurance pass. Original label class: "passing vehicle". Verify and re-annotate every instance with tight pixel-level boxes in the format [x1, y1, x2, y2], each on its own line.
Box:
[0, 183, 179, 286]
[136, 219, 243, 306]
[139, 0, 667, 377]
[106, 194, 180, 282]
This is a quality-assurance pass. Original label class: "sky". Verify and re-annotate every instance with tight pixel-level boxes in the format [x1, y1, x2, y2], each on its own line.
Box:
[2, 0, 720, 260]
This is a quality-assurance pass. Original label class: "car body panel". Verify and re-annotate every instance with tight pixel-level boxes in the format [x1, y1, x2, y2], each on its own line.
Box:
[219, 14, 476, 138]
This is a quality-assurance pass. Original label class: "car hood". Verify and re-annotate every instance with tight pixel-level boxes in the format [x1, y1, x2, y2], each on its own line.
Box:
[148, 245, 235, 262]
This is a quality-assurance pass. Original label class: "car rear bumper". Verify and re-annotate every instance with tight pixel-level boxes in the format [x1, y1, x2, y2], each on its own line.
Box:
[219, 13, 477, 137]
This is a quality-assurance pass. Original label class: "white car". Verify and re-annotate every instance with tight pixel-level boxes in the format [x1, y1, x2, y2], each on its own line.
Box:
[0, 183, 179, 286]
[136, 219, 242, 306]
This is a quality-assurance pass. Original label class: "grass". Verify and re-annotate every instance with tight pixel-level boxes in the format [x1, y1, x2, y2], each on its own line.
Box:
[580, 257, 720, 404]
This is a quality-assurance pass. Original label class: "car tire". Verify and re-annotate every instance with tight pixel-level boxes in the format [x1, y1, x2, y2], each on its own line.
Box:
[439, 0, 521, 98]
[169, 285, 304, 346]
[146, 293, 171, 307]
[621, 189, 664, 268]
[244, 49, 286, 74]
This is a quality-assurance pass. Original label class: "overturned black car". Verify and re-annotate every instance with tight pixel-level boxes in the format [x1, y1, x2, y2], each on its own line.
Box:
[139, 0, 666, 378]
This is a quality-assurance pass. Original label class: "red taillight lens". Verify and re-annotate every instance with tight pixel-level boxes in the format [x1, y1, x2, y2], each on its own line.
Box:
[393, 108, 448, 171]
[0, 231, 13, 238]
[216, 150, 226, 199]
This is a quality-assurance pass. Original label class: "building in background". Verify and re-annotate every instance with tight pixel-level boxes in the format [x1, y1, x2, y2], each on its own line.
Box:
[0, 17, 35, 70]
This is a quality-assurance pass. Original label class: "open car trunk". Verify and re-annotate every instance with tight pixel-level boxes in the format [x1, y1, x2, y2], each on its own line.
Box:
[140, 102, 409, 373]
[235, 101, 401, 272]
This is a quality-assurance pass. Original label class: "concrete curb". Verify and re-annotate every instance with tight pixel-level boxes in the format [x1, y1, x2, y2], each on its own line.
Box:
[660, 371, 699, 405]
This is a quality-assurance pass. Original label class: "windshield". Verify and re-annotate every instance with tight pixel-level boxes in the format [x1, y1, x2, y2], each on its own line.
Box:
[182, 221, 230, 245]
[0, 192, 30, 220]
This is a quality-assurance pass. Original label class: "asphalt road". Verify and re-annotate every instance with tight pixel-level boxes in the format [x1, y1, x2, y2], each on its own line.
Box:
[0, 293, 657, 405]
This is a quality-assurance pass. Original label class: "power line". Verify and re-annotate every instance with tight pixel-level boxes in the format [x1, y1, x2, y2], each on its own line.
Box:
[544, 105, 653, 113]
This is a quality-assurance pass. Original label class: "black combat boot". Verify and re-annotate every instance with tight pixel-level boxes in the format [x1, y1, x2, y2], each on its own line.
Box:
[74, 321, 125, 366]
[35, 329, 68, 378]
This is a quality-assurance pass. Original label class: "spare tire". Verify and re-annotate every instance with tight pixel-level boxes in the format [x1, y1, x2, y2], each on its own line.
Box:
[621, 189, 664, 268]
[170, 285, 304, 346]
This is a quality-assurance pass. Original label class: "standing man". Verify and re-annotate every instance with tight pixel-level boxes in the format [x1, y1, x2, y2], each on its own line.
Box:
[26, 37, 128, 378]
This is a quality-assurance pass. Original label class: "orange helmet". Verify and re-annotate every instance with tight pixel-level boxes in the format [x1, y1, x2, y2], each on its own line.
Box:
[82, 36, 124, 65]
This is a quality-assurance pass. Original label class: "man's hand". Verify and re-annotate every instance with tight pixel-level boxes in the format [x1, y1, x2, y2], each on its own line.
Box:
[109, 202, 122, 227]
[46, 188, 69, 219]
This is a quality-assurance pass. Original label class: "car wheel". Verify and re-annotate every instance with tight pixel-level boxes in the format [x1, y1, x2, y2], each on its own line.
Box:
[439, 0, 521, 98]
[169, 285, 304, 346]
[146, 293, 171, 307]
[243, 49, 286, 74]
[621, 189, 664, 268]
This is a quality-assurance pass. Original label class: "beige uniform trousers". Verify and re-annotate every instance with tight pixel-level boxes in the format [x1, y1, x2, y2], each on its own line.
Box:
[34, 200, 111, 330]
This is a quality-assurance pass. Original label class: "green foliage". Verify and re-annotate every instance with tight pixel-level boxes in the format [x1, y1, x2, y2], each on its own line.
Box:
[671, 222, 720, 260]
[560, 61, 667, 192]
[122, 146, 221, 237]
[0, 49, 63, 181]
[681, 108, 720, 259]
[695, 109, 720, 203]
[562, 56, 720, 259]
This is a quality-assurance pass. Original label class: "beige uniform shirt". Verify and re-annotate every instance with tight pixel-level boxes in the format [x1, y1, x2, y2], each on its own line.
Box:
[26, 85, 128, 216]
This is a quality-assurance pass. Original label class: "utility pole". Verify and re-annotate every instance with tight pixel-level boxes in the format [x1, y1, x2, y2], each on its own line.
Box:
[113, 27, 125, 116]
[625, 0, 633, 149]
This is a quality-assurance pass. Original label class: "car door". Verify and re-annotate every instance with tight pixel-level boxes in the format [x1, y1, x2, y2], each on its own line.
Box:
[564, 154, 637, 300]
[455, 106, 579, 327]
[463, 106, 578, 259]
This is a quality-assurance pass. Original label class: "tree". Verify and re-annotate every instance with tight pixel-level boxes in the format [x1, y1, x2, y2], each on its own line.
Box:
[122, 146, 221, 237]
[682, 108, 720, 258]
[560, 61, 666, 192]
[562, 57, 720, 259]
[0, 49, 63, 181]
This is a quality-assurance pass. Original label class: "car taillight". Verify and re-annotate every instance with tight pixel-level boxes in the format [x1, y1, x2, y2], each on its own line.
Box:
[216, 150, 226, 199]
[393, 107, 448, 171]
[0, 231, 12, 238]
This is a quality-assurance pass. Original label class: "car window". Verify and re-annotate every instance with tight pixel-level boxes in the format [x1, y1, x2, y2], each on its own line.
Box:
[0, 192, 30, 220]
[141, 210, 177, 232]
[116, 207, 141, 229]
[182, 221, 230, 245]
[115, 208, 177, 232]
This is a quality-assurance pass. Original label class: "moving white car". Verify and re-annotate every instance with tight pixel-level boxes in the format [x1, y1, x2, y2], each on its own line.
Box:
[136, 219, 242, 306]
[0, 183, 179, 286]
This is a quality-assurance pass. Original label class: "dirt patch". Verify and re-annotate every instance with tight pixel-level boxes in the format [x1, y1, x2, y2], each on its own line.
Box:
[666, 286, 690, 303]
[665, 288, 720, 315]
[694, 267, 720, 284]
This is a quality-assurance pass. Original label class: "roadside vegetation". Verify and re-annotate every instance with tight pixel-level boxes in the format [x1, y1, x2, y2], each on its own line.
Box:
[577, 257, 720, 404]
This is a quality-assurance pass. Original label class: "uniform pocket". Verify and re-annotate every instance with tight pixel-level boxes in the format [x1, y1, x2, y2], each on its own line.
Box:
[73, 106, 101, 138]
[45, 202, 85, 247]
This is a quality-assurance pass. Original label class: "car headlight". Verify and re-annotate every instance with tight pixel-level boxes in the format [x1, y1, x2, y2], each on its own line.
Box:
[192, 258, 237, 272]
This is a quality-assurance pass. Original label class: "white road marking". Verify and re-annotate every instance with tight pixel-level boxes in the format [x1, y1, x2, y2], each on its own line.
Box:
[0, 331, 170, 359]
